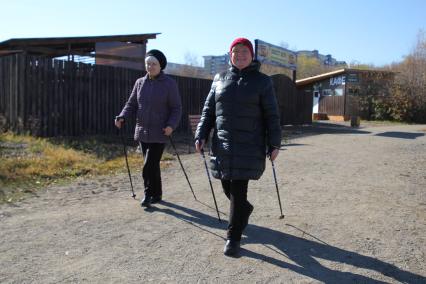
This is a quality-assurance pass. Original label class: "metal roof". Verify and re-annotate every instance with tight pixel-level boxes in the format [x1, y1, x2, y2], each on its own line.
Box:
[0, 33, 159, 57]
[296, 68, 394, 86]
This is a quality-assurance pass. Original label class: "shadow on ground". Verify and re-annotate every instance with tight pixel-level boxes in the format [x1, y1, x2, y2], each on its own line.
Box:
[152, 201, 425, 284]
[374, 131, 425, 140]
[282, 121, 371, 140]
[167, 122, 369, 154]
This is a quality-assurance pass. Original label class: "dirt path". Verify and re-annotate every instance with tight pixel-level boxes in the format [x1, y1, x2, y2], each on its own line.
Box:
[1, 122, 425, 283]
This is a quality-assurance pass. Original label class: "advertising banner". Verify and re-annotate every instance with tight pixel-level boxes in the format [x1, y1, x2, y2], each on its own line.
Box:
[255, 39, 297, 70]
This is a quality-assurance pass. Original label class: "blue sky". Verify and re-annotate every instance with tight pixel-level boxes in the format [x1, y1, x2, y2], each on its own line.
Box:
[1, 0, 425, 66]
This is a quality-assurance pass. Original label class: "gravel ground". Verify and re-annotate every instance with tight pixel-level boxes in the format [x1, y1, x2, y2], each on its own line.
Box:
[1, 121, 425, 283]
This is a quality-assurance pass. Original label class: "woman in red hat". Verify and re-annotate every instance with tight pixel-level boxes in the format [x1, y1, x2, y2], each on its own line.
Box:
[195, 38, 281, 256]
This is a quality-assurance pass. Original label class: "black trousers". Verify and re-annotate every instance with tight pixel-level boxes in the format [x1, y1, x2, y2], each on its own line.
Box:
[221, 179, 252, 241]
[140, 142, 165, 198]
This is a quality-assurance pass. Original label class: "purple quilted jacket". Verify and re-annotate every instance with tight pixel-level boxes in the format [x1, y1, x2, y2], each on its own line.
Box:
[118, 72, 182, 143]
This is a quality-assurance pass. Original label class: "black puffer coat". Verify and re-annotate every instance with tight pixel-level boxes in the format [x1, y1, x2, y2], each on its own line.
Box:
[195, 61, 281, 180]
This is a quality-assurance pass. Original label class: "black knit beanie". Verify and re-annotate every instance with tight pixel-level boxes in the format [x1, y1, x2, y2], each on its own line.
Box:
[146, 49, 167, 70]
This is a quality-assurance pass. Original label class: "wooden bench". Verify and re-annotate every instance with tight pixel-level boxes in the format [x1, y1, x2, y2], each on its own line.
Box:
[187, 114, 201, 153]
[187, 114, 214, 154]
[188, 114, 201, 137]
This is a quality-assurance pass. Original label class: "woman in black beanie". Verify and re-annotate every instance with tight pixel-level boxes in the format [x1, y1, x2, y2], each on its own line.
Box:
[195, 38, 281, 257]
[115, 49, 182, 207]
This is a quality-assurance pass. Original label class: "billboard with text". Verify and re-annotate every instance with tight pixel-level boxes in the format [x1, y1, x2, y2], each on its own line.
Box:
[255, 39, 297, 70]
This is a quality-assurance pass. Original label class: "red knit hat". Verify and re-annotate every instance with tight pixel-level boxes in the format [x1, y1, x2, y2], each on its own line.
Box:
[229, 37, 254, 58]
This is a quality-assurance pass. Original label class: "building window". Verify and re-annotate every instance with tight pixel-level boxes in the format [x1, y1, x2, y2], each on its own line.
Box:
[334, 88, 343, 96]
[322, 89, 332, 96]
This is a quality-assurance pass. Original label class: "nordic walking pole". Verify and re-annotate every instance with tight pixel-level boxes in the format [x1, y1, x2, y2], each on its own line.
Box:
[120, 129, 136, 199]
[168, 136, 197, 200]
[201, 149, 221, 222]
[271, 158, 284, 219]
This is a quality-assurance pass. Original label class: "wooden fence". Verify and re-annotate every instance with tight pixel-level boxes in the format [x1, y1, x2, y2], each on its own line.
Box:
[271, 74, 312, 125]
[169, 74, 212, 133]
[1, 54, 311, 137]
[0, 54, 212, 137]
[318, 95, 361, 118]
[318, 96, 345, 116]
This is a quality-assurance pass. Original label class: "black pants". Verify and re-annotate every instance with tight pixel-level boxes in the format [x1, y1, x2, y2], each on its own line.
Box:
[140, 142, 165, 198]
[221, 179, 252, 242]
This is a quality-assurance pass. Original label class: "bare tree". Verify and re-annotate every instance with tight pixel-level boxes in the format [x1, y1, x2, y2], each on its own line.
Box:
[296, 55, 340, 79]
[375, 29, 426, 122]
[166, 51, 211, 79]
[184, 51, 201, 67]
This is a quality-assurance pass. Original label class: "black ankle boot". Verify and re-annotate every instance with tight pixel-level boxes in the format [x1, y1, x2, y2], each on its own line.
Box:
[150, 196, 162, 204]
[223, 240, 240, 257]
[140, 196, 152, 207]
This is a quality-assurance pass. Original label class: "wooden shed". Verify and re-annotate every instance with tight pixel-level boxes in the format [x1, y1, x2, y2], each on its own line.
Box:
[296, 68, 394, 121]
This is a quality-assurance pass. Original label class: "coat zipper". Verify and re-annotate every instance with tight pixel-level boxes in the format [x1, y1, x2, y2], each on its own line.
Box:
[230, 70, 243, 179]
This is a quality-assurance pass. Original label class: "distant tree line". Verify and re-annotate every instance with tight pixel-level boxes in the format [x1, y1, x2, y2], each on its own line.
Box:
[359, 30, 426, 123]
[296, 56, 345, 79]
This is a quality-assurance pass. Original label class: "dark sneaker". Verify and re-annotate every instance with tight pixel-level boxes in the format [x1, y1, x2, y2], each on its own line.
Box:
[150, 196, 162, 204]
[223, 240, 240, 257]
[140, 196, 152, 207]
[242, 203, 254, 229]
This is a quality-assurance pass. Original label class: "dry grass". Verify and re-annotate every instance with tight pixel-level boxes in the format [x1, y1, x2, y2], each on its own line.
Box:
[0, 132, 172, 203]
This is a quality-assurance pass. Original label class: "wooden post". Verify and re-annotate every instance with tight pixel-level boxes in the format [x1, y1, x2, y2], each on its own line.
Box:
[343, 70, 348, 120]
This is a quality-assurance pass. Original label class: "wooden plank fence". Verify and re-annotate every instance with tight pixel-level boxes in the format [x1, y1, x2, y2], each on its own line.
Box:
[271, 74, 312, 125]
[0, 54, 212, 137]
[169, 74, 212, 134]
[319, 96, 345, 116]
[1, 54, 312, 138]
